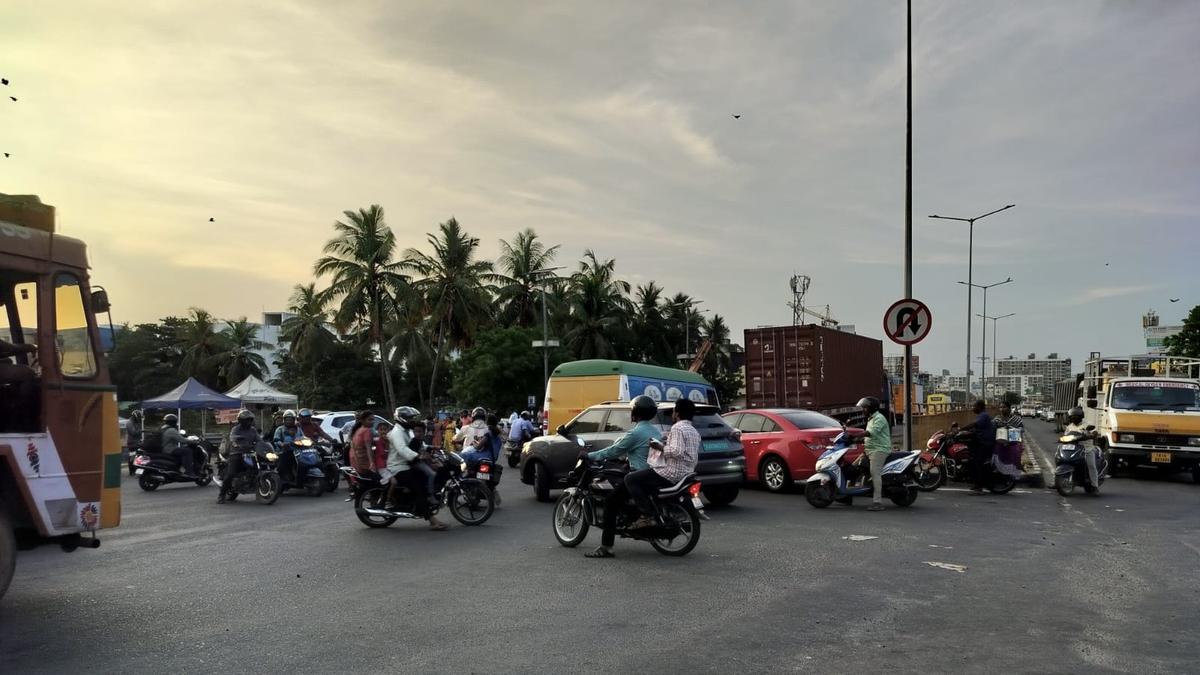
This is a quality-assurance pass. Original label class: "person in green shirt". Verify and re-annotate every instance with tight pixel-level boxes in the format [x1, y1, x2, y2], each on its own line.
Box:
[852, 396, 891, 512]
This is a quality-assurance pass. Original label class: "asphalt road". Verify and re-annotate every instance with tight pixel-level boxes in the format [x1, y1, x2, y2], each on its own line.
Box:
[2, 418, 1197, 674]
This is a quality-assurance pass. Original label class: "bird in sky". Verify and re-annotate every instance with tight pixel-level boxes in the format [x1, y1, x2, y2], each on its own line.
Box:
[8, 97, 15, 102]
[209, 217, 215, 222]
[1, 78, 8, 85]
[2, 153, 8, 158]
[731, 114, 741, 119]
[1169, 298, 1180, 303]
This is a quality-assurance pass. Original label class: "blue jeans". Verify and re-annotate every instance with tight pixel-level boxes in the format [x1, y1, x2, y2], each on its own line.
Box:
[460, 449, 494, 466]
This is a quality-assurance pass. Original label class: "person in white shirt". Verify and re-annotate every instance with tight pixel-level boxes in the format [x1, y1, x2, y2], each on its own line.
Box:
[1063, 406, 1100, 487]
[454, 407, 488, 451]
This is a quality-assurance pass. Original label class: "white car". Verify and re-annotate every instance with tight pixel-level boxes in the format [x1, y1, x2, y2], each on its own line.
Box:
[314, 411, 390, 443]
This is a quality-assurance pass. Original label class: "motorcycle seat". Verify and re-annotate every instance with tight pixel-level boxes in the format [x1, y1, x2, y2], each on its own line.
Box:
[885, 451, 913, 463]
[657, 474, 697, 496]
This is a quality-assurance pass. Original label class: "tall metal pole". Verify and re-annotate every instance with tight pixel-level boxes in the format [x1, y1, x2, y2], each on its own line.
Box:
[542, 286, 549, 392]
[903, 0, 914, 452]
[966, 221, 974, 402]
[980, 286, 988, 404]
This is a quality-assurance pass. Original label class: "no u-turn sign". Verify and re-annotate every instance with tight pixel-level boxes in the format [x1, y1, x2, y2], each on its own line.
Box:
[884, 299, 932, 346]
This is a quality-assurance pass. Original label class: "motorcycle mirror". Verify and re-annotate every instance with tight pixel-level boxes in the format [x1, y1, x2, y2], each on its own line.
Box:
[576, 437, 585, 447]
[1085, 425, 1096, 431]
[557, 425, 568, 437]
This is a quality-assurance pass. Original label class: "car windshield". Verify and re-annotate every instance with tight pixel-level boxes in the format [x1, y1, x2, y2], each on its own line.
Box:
[1110, 382, 1200, 411]
[780, 411, 841, 429]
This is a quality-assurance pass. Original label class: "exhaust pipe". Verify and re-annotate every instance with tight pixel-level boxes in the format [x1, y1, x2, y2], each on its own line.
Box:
[362, 507, 418, 519]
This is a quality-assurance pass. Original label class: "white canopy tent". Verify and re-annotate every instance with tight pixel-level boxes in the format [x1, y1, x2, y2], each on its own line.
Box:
[224, 376, 298, 407]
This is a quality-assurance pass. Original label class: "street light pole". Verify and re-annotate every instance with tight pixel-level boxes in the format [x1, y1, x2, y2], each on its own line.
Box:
[669, 300, 704, 361]
[534, 267, 565, 401]
[929, 204, 1015, 403]
[958, 277, 1012, 403]
[978, 312, 1015, 398]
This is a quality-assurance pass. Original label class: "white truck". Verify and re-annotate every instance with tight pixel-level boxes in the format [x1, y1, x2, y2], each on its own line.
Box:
[1080, 355, 1200, 482]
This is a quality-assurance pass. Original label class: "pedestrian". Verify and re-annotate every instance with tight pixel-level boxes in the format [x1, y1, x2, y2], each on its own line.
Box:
[123, 410, 143, 460]
[853, 397, 891, 512]
[430, 416, 444, 450]
[993, 402, 1025, 476]
[443, 418, 458, 452]
[962, 400, 995, 494]
[348, 410, 376, 475]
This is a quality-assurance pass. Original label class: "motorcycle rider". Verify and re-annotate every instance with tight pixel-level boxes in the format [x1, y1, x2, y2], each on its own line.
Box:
[392, 406, 438, 505]
[219, 409, 260, 504]
[297, 408, 334, 443]
[627, 398, 700, 529]
[123, 409, 143, 461]
[961, 400, 995, 495]
[1064, 406, 1100, 487]
[849, 396, 890, 512]
[160, 413, 195, 478]
[462, 414, 505, 506]
[584, 395, 662, 559]
[384, 414, 446, 530]
[454, 407, 489, 451]
[272, 410, 307, 483]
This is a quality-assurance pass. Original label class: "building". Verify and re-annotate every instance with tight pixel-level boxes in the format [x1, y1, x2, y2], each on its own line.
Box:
[986, 374, 1045, 400]
[884, 355, 920, 380]
[995, 354, 1071, 398]
[1143, 310, 1182, 355]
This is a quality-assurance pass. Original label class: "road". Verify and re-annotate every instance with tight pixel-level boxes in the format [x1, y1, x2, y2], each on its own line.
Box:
[2, 419, 1197, 674]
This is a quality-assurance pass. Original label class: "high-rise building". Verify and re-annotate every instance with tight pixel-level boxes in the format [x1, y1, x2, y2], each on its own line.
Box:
[996, 355, 1071, 397]
[884, 354, 920, 380]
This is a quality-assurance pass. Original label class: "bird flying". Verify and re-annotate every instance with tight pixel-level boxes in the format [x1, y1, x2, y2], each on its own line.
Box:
[731, 114, 741, 119]
[209, 217, 215, 222]
[1169, 298, 1180, 303]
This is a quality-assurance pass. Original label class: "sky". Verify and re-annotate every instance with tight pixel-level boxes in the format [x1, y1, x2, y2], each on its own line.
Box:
[3, 0, 1198, 375]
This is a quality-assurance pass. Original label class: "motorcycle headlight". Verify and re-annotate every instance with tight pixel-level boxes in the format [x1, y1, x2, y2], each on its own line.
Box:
[1117, 434, 1135, 443]
[459, 462, 467, 473]
[574, 459, 583, 469]
[266, 452, 278, 462]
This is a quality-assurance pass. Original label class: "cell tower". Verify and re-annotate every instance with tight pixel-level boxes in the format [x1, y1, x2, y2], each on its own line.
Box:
[789, 274, 810, 326]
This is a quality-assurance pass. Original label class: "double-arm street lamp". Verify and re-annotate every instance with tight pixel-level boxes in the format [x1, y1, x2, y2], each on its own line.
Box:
[929, 204, 1015, 401]
[957, 277, 1012, 402]
[978, 312, 1016, 399]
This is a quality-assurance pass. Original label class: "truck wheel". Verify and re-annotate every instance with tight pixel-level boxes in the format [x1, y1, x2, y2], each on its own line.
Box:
[0, 507, 15, 600]
[533, 461, 553, 503]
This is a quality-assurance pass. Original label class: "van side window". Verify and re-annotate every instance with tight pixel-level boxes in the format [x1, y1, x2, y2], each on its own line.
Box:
[54, 273, 97, 379]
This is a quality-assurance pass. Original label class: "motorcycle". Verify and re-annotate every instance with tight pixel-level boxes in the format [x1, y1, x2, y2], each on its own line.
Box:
[917, 429, 1017, 494]
[316, 440, 343, 492]
[504, 439, 523, 469]
[1054, 426, 1107, 496]
[551, 454, 703, 557]
[463, 457, 503, 502]
[131, 434, 215, 491]
[348, 450, 495, 527]
[268, 437, 327, 497]
[214, 441, 283, 505]
[804, 431, 920, 508]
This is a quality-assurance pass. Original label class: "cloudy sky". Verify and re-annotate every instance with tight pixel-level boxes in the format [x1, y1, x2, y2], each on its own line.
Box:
[3, 0, 1197, 374]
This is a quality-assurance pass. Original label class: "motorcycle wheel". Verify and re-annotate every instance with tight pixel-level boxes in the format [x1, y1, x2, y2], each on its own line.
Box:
[507, 452, 520, 469]
[322, 463, 340, 492]
[552, 492, 589, 547]
[304, 478, 325, 497]
[915, 461, 944, 491]
[1054, 473, 1075, 497]
[137, 474, 160, 492]
[805, 482, 834, 508]
[195, 465, 214, 487]
[354, 487, 398, 528]
[888, 485, 918, 507]
[448, 482, 495, 526]
[256, 472, 282, 505]
[649, 502, 701, 557]
[988, 475, 1017, 495]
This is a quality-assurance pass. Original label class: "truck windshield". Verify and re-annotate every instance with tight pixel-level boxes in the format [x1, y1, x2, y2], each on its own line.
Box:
[1110, 382, 1200, 411]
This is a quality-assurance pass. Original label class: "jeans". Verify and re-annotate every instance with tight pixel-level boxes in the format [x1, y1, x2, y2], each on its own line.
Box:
[220, 453, 246, 497]
[601, 483, 629, 548]
[413, 462, 437, 498]
[868, 451, 889, 504]
[460, 448, 495, 465]
[625, 469, 673, 517]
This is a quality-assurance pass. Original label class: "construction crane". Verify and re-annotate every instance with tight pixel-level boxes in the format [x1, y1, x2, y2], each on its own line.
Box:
[688, 339, 713, 373]
[788, 274, 839, 327]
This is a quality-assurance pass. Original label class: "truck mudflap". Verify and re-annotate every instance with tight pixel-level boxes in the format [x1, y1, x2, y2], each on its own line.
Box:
[0, 433, 104, 538]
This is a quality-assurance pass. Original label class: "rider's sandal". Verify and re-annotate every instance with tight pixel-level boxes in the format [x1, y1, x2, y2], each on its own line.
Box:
[428, 522, 448, 531]
[585, 547, 615, 558]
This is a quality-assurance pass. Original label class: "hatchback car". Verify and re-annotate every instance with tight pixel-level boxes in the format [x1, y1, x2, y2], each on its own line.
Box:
[724, 408, 864, 492]
[519, 401, 746, 505]
[314, 411, 391, 443]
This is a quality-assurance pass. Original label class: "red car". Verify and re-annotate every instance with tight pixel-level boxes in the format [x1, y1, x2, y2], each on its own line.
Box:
[723, 409, 863, 492]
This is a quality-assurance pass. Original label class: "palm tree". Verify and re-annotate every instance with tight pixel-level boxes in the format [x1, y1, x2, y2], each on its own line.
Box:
[634, 281, 673, 365]
[314, 205, 408, 411]
[176, 308, 225, 387]
[495, 228, 561, 327]
[281, 283, 334, 394]
[383, 287, 434, 410]
[563, 250, 633, 360]
[403, 217, 497, 406]
[215, 318, 269, 386]
[700, 314, 732, 372]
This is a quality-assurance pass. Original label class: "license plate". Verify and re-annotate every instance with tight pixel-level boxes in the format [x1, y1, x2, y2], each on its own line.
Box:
[702, 440, 726, 451]
[1151, 452, 1172, 463]
[691, 496, 704, 509]
[135, 468, 144, 475]
[475, 473, 490, 481]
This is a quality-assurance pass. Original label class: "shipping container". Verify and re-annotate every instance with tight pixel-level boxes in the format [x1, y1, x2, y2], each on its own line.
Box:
[744, 324, 886, 421]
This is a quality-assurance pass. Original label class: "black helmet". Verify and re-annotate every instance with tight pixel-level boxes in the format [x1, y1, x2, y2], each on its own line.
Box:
[237, 409, 255, 423]
[1068, 406, 1084, 423]
[471, 406, 487, 421]
[856, 397, 881, 414]
[393, 406, 421, 428]
[163, 413, 178, 426]
[630, 395, 658, 422]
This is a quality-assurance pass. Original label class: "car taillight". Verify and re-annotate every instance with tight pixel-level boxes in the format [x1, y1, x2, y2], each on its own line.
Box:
[687, 483, 702, 498]
[730, 429, 742, 441]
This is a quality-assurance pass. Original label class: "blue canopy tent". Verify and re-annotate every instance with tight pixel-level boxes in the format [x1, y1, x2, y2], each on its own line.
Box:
[141, 377, 242, 435]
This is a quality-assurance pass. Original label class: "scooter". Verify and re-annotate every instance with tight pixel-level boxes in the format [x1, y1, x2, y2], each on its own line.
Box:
[804, 431, 920, 508]
[270, 438, 327, 496]
[131, 434, 215, 491]
[1054, 426, 1107, 496]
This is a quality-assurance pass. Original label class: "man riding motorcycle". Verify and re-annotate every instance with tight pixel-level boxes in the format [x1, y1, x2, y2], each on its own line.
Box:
[161, 413, 195, 478]
[1064, 406, 1100, 487]
[272, 410, 307, 482]
[454, 407, 488, 451]
[297, 408, 334, 443]
[584, 395, 662, 559]
[219, 409, 260, 504]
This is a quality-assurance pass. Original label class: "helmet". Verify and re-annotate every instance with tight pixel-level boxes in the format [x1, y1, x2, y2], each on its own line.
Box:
[298, 408, 313, 418]
[630, 395, 658, 422]
[1068, 406, 1084, 423]
[130, 410, 142, 419]
[471, 406, 487, 421]
[856, 397, 881, 414]
[163, 413, 178, 426]
[394, 406, 421, 427]
[237, 409, 255, 422]
[282, 409, 297, 419]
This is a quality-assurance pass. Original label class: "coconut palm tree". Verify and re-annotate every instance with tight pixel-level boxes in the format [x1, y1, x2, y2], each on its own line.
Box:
[214, 318, 269, 386]
[281, 283, 334, 394]
[313, 205, 408, 411]
[175, 307, 225, 387]
[494, 228, 561, 327]
[633, 281, 673, 365]
[563, 250, 633, 360]
[383, 286, 435, 410]
[402, 217, 497, 406]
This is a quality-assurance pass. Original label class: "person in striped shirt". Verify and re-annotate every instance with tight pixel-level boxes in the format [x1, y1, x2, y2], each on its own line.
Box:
[627, 398, 701, 530]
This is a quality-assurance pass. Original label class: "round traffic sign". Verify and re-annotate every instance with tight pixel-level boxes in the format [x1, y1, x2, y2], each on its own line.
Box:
[883, 299, 932, 346]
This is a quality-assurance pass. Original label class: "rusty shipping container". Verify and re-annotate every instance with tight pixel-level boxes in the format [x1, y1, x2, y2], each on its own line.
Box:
[744, 325, 886, 419]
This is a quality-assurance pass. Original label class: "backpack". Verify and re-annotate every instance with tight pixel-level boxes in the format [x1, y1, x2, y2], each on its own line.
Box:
[141, 428, 164, 454]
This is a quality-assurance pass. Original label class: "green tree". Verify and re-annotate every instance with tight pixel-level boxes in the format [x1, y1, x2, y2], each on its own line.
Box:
[280, 283, 335, 395]
[495, 228, 561, 328]
[563, 250, 633, 360]
[403, 217, 497, 406]
[214, 318, 269, 386]
[314, 205, 409, 411]
[273, 338, 383, 411]
[383, 291, 435, 410]
[175, 308, 225, 388]
[1001, 391, 1024, 407]
[108, 321, 184, 401]
[699, 314, 742, 408]
[449, 326, 567, 413]
[633, 282, 673, 365]
[1164, 304, 1200, 357]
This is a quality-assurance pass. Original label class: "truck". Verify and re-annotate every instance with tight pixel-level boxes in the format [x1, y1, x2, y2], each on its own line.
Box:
[1, 194, 121, 599]
[543, 359, 718, 432]
[1078, 354, 1200, 482]
[744, 324, 886, 425]
[1052, 376, 1082, 432]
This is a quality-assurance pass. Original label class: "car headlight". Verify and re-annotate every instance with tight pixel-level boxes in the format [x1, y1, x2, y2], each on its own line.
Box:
[1189, 437, 1200, 447]
[1117, 434, 1135, 443]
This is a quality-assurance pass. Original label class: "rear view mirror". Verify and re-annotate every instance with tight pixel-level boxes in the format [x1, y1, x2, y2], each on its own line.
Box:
[1086, 385, 1097, 399]
[91, 288, 111, 314]
[1086, 399, 1098, 410]
[576, 437, 585, 447]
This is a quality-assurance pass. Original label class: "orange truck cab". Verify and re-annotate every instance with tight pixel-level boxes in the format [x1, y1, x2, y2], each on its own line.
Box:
[0, 194, 121, 599]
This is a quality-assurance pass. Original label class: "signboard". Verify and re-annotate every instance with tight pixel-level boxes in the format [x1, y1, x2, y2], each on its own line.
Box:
[883, 299, 932, 346]
[527, 395, 537, 408]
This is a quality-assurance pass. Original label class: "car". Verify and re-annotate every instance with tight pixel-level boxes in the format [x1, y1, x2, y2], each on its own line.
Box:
[518, 401, 746, 506]
[723, 408, 864, 493]
[314, 411, 390, 443]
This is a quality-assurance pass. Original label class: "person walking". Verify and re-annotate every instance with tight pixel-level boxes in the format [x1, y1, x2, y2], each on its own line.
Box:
[853, 397, 891, 512]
